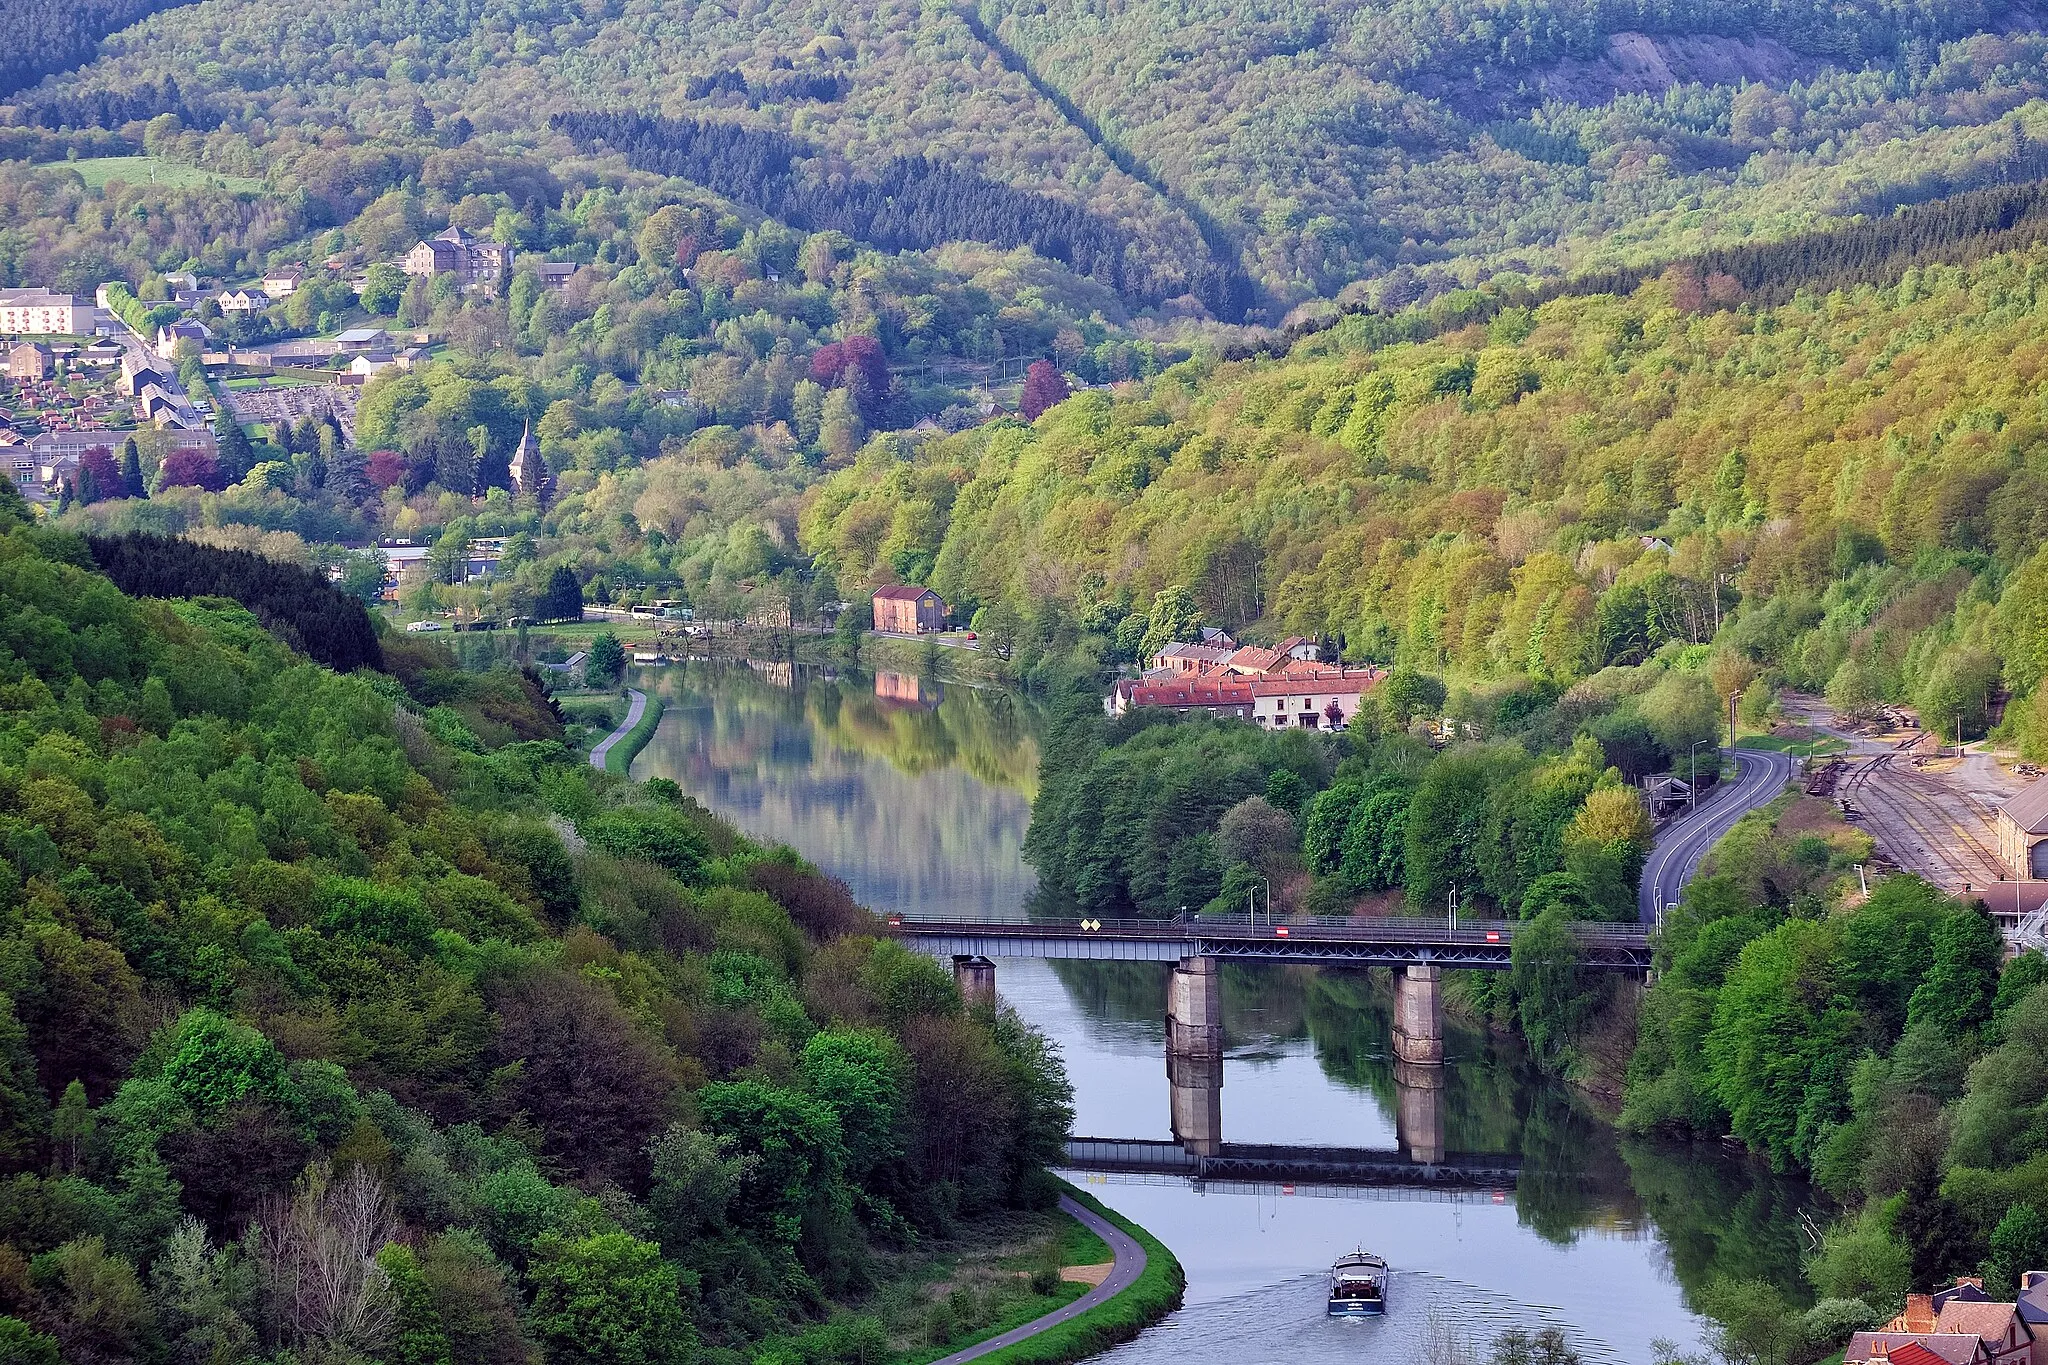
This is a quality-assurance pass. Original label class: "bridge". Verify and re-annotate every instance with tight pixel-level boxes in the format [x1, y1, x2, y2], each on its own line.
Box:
[886, 914, 1652, 1074]
[1062, 1137, 1520, 1189]
[884, 913, 1653, 970]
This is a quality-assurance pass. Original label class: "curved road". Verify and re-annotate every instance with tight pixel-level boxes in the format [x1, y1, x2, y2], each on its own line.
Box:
[929, 1195, 1146, 1365]
[588, 688, 648, 771]
[1638, 748, 1797, 922]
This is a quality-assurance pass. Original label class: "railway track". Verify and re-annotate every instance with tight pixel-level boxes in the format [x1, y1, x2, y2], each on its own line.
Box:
[1838, 752, 2006, 889]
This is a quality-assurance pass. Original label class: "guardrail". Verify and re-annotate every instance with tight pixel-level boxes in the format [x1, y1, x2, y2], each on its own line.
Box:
[883, 912, 1650, 947]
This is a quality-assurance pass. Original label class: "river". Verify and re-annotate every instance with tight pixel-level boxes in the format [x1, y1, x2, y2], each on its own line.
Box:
[629, 662, 1814, 1365]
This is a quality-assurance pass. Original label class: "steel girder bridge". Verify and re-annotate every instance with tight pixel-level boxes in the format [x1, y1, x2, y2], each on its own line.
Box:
[883, 913, 1654, 971]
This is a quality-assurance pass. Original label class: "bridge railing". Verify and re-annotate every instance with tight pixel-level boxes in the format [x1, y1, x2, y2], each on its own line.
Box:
[883, 912, 1650, 948]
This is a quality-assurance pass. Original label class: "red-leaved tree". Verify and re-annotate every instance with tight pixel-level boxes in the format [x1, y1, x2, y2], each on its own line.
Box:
[159, 449, 227, 492]
[75, 446, 121, 504]
[1020, 360, 1069, 421]
[365, 450, 407, 489]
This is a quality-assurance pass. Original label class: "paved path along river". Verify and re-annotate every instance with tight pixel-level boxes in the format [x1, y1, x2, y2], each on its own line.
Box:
[588, 687, 647, 770]
[929, 1196, 1147, 1365]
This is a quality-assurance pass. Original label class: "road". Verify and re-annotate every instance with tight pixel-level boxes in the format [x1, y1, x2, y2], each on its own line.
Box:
[928, 1195, 1146, 1365]
[588, 688, 647, 771]
[1637, 748, 1797, 922]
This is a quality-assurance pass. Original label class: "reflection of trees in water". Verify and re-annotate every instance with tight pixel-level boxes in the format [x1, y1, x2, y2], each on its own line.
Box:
[1618, 1136, 1815, 1310]
[1047, 961, 1168, 1032]
[639, 664, 1041, 796]
[807, 678, 1042, 796]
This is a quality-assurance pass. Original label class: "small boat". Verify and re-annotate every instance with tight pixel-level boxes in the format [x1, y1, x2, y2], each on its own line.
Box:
[1328, 1250, 1388, 1316]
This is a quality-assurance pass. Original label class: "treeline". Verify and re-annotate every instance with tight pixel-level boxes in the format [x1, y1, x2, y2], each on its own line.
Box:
[1236, 168, 2048, 362]
[1027, 673, 1672, 929]
[13, 78, 211, 132]
[553, 111, 1245, 317]
[86, 531, 384, 673]
[684, 67, 850, 105]
[0, 0, 181, 100]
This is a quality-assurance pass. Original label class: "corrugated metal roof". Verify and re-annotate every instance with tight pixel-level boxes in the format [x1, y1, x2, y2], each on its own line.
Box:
[872, 585, 937, 601]
[2001, 776, 2048, 834]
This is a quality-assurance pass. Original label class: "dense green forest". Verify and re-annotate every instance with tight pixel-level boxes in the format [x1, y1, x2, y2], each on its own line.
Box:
[12, 0, 2048, 315]
[0, 479, 1076, 1363]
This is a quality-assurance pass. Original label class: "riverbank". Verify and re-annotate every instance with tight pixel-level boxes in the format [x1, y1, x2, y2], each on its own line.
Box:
[947, 1185, 1183, 1365]
[602, 690, 664, 775]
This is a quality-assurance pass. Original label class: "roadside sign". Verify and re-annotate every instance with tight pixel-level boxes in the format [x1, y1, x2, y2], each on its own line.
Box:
[1274, 926, 1290, 938]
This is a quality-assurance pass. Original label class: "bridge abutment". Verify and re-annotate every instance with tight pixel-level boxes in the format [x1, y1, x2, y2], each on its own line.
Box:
[952, 955, 996, 1006]
[1391, 964, 1444, 1065]
[1166, 956, 1224, 1156]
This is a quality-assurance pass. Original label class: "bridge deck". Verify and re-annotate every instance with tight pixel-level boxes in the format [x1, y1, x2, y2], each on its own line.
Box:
[1062, 1137, 1522, 1187]
[885, 914, 1653, 969]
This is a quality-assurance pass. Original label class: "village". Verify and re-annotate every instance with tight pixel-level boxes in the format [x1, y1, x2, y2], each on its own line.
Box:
[0, 224, 591, 505]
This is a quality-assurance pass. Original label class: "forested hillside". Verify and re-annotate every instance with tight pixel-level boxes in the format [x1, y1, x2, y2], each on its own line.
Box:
[13, 0, 2048, 316]
[803, 241, 2048, 755]
[0, 479, 1073, 1363]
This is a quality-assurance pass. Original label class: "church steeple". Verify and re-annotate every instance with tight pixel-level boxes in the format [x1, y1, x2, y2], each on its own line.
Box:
[508, 419, 551, 504]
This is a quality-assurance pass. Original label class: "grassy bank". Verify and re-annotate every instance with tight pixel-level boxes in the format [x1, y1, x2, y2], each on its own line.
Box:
[962, 1183, 1185, 1365]
[604, 694, 665, 776]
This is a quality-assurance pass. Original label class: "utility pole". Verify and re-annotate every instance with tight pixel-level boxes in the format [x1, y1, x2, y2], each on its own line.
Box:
[1729, 692, 1738, 749]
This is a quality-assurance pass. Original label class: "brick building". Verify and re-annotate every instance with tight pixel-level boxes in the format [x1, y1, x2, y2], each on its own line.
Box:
[872, 585, 947, 634]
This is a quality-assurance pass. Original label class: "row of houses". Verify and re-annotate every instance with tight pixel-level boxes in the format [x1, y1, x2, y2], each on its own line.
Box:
[1107, 667, 1386, 730]
[1109, 629, 1385, 728]
[1844, 1274, 2048, 1363]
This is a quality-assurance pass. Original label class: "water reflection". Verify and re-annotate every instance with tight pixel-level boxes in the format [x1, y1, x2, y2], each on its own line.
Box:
[629, 663, 1041, 917]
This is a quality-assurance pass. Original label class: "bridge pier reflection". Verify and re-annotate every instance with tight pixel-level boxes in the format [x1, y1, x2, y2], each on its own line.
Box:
[1159, 957, 1446, 1165]
[1393, 1058, 1446, 1164]
[1166, 956, 1224, 1156]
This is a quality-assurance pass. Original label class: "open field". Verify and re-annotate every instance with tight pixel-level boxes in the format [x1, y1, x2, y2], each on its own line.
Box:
[36, 157, 265, 192]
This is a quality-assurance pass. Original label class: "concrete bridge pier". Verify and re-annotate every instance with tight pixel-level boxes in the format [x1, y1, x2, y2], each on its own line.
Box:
[1166, 956, 1224, 1157]
[952, 955, 996, 1006]
[1393, 1059, 1446, 1165]
[1391, 964, 1444, 1065]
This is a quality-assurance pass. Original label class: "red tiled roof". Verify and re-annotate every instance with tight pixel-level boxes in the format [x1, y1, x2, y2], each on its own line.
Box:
[1847, 1333, 1993, 1365]
[1889, 1346, 1964, 1365]
[1226, 646, 1287, 672]
[872, 585, 937, 601]
[1248, 670, 1385, 698]
[1128, 679, 1254, 707]
[1936, 1302, 2024, 1340]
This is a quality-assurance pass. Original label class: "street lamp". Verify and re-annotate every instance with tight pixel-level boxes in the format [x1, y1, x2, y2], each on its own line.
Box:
[1690, 738, 1715, 813]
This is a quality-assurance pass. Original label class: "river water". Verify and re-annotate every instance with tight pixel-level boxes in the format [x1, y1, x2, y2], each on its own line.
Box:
[630, 663, 1814, 1364]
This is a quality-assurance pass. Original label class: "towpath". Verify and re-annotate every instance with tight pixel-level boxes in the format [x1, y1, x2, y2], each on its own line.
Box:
[929, 1195, 1145, 1365]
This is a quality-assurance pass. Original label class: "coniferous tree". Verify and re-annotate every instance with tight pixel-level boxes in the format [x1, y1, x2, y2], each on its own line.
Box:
[119, 437, 145, 498]
[213, 407, 255, 483]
